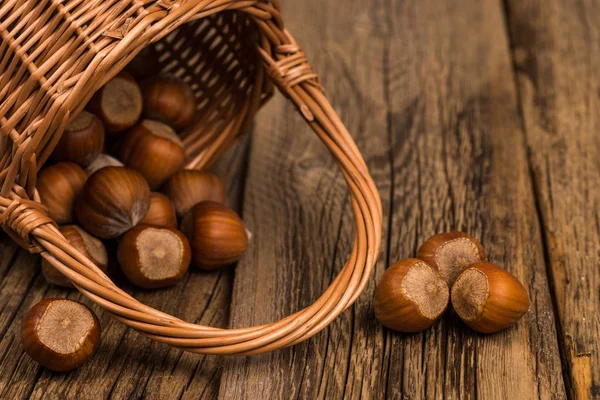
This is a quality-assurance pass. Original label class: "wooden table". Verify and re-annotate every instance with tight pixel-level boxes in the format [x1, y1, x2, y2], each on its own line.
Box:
[0, 0, 598, 398]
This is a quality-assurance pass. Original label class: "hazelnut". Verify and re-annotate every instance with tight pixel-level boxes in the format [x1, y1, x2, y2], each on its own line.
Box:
[180, 201, 248, 270]
[375, 259, 449, 332]
[162, 170, 227, 217]
[37, 162, 87, 225]
[117, 224, 191, 289]
[41, 225, 108, 288]
[85, 153, 124, 176]
[118, 119, 186, 189]
[141, 76, 196, 131]
[76, 167, 151, 239]
[22, 298, 101, 372]
[140, 192, 177, 228]
[451, 262, 529, 333]
[417, 232, 486, 285]
[89, 72, 143, 134]
[51, 111, 105, 167]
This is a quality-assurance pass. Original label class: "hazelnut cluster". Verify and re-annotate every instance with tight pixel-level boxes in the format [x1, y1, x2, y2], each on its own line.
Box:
[25, 49, 250, 372]
[374, 232, 529, 334]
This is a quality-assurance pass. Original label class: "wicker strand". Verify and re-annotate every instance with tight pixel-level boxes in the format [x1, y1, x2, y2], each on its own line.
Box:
[0, 193, 55, 253]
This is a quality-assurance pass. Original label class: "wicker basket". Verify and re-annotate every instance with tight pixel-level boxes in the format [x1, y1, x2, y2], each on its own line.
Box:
[0, 0, 382, 355]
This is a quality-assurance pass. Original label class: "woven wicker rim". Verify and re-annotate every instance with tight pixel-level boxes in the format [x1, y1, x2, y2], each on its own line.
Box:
[0, 0, 382, 355]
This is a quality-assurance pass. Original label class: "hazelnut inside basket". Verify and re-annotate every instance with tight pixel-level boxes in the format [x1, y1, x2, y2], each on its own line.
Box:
[0, 3, 382, 356]
[147, 11, 271, 172]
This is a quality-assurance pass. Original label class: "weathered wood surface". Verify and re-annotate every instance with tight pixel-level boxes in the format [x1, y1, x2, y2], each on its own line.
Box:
[506, 1, 600, 398]
[0, 0, 596, 398]
[220, 0, 565, 399]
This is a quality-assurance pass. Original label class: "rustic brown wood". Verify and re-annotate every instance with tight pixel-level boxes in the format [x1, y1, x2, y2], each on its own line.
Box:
[1, 0, 591, 397]
[0, 137, 249, 400]
[220, 0, 392, 396]
[219, 0, 565, 399]
[505, 1, 600, 398]
[381, 1, 567, 397]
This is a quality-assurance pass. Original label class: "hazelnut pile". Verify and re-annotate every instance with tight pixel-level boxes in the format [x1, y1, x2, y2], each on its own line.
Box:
[24, 49, 250, 371]
[375, 232, 530, 334]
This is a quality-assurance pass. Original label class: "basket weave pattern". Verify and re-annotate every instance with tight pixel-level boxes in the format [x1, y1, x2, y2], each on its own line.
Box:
[0, 0, 382, 355]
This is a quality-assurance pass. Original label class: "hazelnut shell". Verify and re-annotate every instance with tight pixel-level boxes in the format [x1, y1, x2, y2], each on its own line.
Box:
[374, 259, 449, 332]
[118, 119, 186, 189]
[75, 167, 151, 239]
[21, 298, 101, 372]
[37, 162, 87, 225]
[141, 76, 196, 131]
[417, 232, 486, 285]
[85, 154, 124, 176]
[52, 111, 105, 167]
[88, 72, 143, 134]
[162, 170, 227, 217]
[140, 192, 177, 228]
[117, 224, 191, 289]
[180, 201, 248, 270]
[451, 262, 530, 333]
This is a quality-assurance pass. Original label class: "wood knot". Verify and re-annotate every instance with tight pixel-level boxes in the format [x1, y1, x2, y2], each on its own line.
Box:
[0, 197, 55, 253]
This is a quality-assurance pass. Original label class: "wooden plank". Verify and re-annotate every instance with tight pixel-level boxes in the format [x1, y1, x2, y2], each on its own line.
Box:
[219, 0, 566, 399]
[219, 0, 392, 398]
[383, 1, 566, 398]
[505, 0, 600, 397]
[0, 138, 249, 399]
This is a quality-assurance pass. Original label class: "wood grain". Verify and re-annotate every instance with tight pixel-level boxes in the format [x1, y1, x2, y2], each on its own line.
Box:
[505, 0, 600, 398]
[1, 0, 593, 398]
[219, 0, 392, 398]
[383, 1, 565, 398]
[0, 137, 249, 400]
[219, 0, 565, 399]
